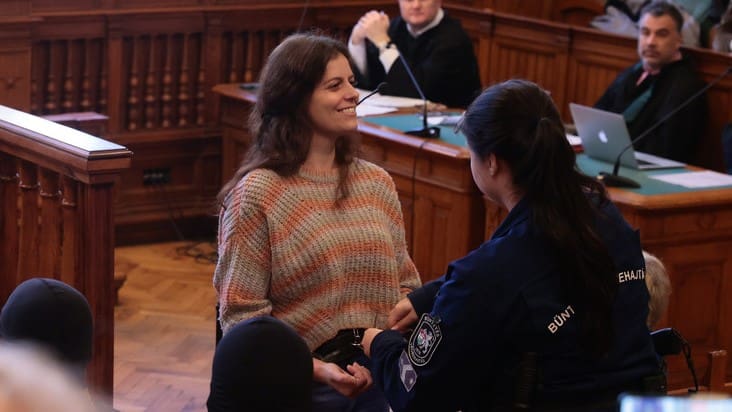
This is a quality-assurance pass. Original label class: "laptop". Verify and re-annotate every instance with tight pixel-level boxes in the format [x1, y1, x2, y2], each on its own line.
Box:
[569, 103, 685, 170]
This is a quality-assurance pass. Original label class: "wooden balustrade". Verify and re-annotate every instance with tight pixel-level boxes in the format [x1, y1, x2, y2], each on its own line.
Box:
[0, 104, 132, 396]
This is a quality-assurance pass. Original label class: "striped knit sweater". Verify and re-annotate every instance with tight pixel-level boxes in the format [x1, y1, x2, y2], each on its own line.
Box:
[214, 158, 422, 351]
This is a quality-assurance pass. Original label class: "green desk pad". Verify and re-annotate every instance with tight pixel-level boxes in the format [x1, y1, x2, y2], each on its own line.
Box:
[362, 113, 466, 146]
[363, 114, 732, 196]
[575, 155, 732, 195]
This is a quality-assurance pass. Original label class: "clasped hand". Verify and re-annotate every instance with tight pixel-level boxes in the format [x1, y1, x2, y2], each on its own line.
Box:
[313, 358, 373, 398]
[351, 10, 391, 46]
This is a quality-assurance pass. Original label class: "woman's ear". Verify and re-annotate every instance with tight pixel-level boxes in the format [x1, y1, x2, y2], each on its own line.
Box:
[486, 153, 498, 176]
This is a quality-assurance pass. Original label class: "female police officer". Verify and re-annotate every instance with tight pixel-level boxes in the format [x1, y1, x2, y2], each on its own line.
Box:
[357, 79, 662, 411]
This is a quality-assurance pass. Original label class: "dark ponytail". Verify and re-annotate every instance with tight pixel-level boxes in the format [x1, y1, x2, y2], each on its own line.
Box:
[458, 79, 617, 357]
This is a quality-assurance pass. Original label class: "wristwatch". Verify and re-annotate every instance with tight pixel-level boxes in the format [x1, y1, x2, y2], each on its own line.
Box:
[377, 40, 395, 54]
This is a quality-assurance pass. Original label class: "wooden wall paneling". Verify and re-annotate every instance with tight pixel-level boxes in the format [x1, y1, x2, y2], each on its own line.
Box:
[78, 180, 116, 395]
[488, 13, 570, 110]
[444, 5, 494, 88]
[60, 176, 80, 289]
[0, 153, 19, 303]
[112, 130, 221, 240]
[685, 47, 732, 172]
[203, 12, 225, 128]
[702, 350, 732, 394]
[105, 12, 219, 242]
[37, 168, 62, 276]
[412, 153, 485, 281]
[354, 119, 485, 282]
[552, 0, 605, 26]
[563, 26, 636, 121]
[613, 195, 732, 389]
[107, 12, 206, 133]
[17, 160, 40, 278]
[207, 7, 321, 140]
[312, 2, 398, 41]
[0, 19, 35, 111]
[31, 16, 107, 116]
[481, 0, 554, 19]
[107, 15, 125, 134]
[31, 0, 102, 13]
[217, 91, 251, 183]
[105, 0, 206, 9]
[206, 9, 293, 119]
[1, 1, 29, 16]
[656, 239, 732, 390]
[444, 0, 487, 8]
[700, 82, 731, 172]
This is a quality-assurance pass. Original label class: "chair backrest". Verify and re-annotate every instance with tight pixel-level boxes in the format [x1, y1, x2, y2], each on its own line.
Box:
[651, 327, 699, 393]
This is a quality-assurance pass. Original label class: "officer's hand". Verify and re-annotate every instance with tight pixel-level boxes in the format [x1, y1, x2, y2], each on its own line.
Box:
[388, 298, 417, 332]
[313, 358, 373, 398]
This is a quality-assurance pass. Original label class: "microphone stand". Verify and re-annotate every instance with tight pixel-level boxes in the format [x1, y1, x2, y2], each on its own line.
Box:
[598, 66, 732, 188]
[396, 53, 440, 138]
[357, 82, 388, 106]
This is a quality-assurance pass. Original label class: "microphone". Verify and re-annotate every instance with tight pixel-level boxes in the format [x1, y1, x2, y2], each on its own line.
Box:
[295, 0, 311, 32]
[396, 52, 440, 138]
[598, 66, 732, 188]
[357, 82, 388, 106]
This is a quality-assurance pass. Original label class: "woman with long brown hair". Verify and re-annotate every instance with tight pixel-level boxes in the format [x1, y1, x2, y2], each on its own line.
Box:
[212, 32, 421, 411]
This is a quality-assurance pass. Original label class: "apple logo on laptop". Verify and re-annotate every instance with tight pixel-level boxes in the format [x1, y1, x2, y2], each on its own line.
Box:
[597, 130, 608, 143]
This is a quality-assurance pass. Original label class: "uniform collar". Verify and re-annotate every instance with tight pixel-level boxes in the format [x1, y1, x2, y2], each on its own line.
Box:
[490, 196, 530, 240]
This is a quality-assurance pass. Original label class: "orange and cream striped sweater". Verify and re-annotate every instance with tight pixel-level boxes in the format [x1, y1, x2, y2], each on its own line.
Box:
[214, 158, 421, 351]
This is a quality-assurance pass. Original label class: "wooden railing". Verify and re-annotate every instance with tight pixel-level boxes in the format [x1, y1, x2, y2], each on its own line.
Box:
[0, 104, 132, 396]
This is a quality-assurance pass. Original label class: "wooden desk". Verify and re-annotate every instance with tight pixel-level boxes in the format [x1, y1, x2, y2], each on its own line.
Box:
[213, 83, 485, 283]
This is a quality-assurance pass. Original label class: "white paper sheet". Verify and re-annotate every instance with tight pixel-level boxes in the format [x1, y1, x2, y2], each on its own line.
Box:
[427, 114, 463, 126]
[649, 170, 732, 188]
[356, 88, 424, 108]
[356, 105, 398, 117]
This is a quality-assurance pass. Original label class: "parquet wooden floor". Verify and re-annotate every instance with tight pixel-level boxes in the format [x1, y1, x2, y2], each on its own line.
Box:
[113, 241, 218, 412]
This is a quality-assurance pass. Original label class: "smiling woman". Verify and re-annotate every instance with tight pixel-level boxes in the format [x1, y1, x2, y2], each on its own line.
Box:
[212, 32, 421, 412]
[307, 53, 359, 146]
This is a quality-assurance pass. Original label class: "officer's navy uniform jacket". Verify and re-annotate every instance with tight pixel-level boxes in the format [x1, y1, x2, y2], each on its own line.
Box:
[369, 196, 661, 411]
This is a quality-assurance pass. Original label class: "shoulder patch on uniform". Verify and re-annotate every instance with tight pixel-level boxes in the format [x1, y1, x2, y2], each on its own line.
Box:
[408, 313, 442, 366]
[398, 350, 417, 392]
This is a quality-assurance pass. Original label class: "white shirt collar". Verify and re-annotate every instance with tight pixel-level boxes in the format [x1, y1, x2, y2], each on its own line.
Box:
[407, 8, 444, 37]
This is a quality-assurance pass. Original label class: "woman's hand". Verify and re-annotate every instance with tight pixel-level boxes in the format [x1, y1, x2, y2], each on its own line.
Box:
[388, 297, 418, 332]
[313, 358, 373, 398]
